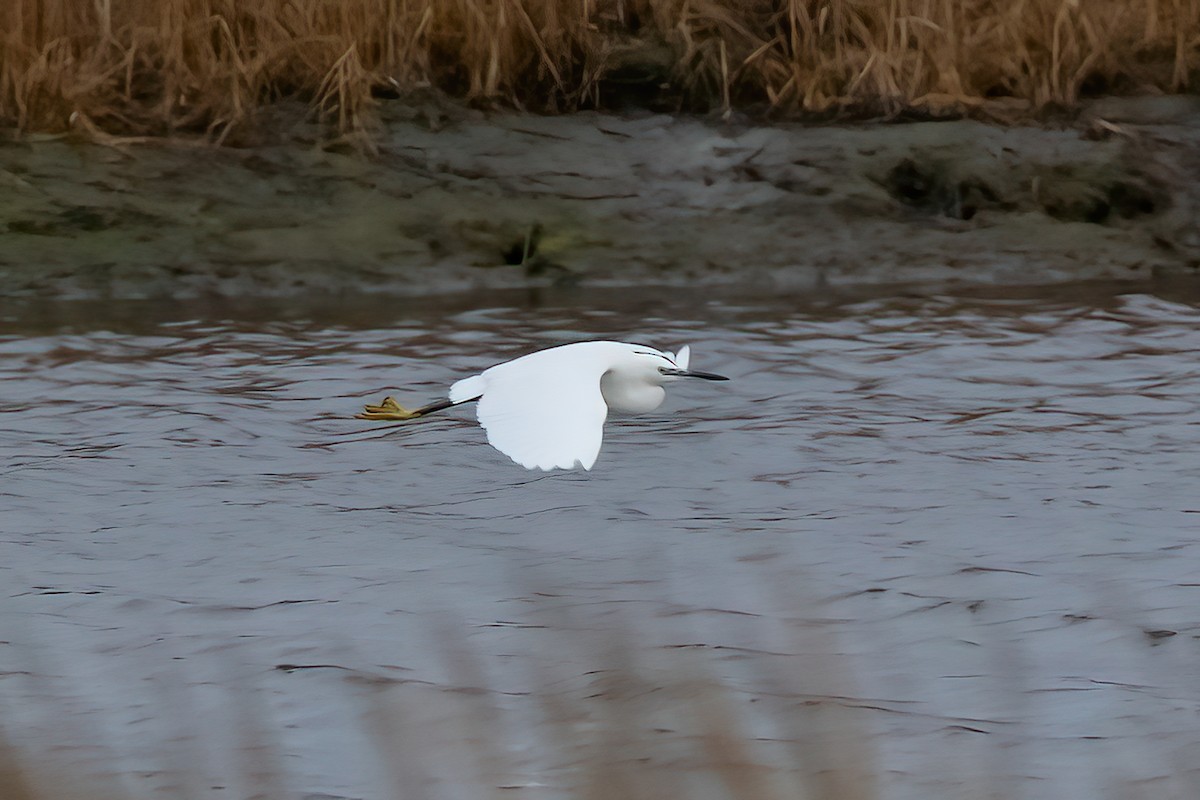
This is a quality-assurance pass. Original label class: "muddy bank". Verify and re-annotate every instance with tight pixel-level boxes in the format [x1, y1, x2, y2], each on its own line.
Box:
[2, 96, 1199, 300]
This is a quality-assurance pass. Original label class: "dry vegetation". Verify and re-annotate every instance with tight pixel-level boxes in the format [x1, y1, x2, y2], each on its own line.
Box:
[0, 1, 1198, 140]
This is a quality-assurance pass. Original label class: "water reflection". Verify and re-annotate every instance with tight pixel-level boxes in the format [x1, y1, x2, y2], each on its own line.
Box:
[2, 283, 1199, 798]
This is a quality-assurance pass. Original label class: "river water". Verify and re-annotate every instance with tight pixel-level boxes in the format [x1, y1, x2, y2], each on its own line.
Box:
[2, 283, 1198, 799]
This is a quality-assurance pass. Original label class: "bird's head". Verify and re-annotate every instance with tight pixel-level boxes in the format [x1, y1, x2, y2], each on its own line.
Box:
[629, 344, 729, 383]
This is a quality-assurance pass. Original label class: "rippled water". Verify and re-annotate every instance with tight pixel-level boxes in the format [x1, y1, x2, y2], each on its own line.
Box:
[2, 285, 1199, 798]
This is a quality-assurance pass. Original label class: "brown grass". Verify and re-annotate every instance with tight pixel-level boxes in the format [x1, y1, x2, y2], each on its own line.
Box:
[1, 1, 1198, 139]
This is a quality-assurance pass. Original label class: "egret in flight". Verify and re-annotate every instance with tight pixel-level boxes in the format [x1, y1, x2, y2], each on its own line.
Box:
[356, 342, 728, 471]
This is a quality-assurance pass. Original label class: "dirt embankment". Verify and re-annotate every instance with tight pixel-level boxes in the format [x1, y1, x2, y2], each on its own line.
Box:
[1, 96, 1199, 300]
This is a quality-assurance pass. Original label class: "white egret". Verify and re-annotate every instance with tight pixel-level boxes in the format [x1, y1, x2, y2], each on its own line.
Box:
[357, 341, 728, 471]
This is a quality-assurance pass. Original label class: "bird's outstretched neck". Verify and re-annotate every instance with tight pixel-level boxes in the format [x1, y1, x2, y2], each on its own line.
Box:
[356, 396, 456, 421]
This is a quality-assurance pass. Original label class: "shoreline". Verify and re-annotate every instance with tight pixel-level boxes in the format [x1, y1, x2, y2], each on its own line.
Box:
[2, 96, 1199, 302]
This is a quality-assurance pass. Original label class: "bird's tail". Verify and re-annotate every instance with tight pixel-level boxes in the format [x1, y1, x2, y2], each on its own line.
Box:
[449, 375, 485, 404]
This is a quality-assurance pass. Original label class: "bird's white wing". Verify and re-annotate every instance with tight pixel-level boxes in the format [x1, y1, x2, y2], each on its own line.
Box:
[474, 347, 610, 471]
[674, 345, 690, 370]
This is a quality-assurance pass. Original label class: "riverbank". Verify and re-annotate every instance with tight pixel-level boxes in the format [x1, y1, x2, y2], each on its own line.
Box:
[2, 95, 1199, 300]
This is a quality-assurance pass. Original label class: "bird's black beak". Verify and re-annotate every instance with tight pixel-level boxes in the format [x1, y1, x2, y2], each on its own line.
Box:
[663, 368, 729, 381]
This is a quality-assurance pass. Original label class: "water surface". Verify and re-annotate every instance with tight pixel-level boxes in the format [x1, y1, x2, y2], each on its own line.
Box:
[2, 284, 1199, 798]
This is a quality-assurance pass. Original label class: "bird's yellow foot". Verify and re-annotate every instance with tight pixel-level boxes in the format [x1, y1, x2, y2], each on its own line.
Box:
[356, 396, 420, 421]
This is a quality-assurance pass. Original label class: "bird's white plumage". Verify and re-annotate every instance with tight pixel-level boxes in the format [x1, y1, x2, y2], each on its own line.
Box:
[360, 340, 724, 471]
[447, 341, 696, 471]
[434, 340, 726, 471]
[448, 374, 485, 404]
[479, 364, 606, 470]
[451, 343, 628, 470]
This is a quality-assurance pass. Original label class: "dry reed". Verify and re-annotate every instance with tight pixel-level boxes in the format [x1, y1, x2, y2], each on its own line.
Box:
[0, 1, 1197, 138]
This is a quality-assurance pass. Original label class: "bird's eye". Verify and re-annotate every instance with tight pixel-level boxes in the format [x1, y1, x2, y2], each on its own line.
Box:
[658, 366, 668, 374]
